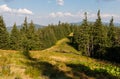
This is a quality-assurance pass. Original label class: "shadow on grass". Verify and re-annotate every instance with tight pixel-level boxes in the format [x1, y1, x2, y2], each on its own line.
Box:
[67, 37, 78, 49]
[67, 63, 119, 79]
[21, 55, 119, 79]
[21, 50, 71, 79]
[22, 59, 71, 79]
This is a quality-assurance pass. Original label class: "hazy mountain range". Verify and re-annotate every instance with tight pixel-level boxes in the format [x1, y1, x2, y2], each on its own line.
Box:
[71, 22, 120, 26]
[7, 24, 44, 32]
[7, 22, 120, 32]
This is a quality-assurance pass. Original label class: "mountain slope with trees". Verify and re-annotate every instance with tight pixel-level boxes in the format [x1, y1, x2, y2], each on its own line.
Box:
[0, 10, 120, 79]
[0, 37, 119, 79]
[71, 10, 120, 63]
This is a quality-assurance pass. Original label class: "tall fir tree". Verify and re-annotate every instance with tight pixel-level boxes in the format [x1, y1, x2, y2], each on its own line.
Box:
[27, 20, 40, 50]
[0, 16, 9, 49]
[93, 10, 108, 58]
[20, 17, 30, 57]
[82, 12, 88, 26]
[80, 12, 90, 56]
[72, 12, 90, 55]
[10, 23, 20, 50]
[108, 17, 118, 47]
[20, 17, 28, 34]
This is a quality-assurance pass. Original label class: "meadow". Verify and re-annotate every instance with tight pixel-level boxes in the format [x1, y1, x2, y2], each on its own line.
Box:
[0, 38, 119, 79]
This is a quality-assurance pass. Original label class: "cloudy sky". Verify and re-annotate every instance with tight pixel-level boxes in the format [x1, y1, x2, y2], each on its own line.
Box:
[0, 0, 120, 26]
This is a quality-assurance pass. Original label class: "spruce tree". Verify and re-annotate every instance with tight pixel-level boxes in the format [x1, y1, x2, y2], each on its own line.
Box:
[82, 12, 90, 56]
[108, 17, 118, 47]
[10, 23, 20, 50]
[36, 28, 44, 49]
[82, 12, 88, 26]
[27, 20, 40, 50]
[20, 17, 30, 58]
[72, 26, 81, 50]
[0, 16, 9, 49]
[93, 10, 108, 58]
[20, 17, 28, 34]
[74, 12, 90, 56]
[28, 20, 35, 35]
[41, 26, 57, 48]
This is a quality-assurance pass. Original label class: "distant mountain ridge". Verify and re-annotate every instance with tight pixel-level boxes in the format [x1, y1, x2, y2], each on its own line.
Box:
[7, 24, 44, 32]
[7, 22, 120, 32]
[71, 21, 120, 26]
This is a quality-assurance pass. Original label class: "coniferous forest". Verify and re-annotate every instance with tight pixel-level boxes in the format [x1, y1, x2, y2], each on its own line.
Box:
[0, 10, 120, 63]
[0, 10, 120, 79]
[1, 0, 120, 78]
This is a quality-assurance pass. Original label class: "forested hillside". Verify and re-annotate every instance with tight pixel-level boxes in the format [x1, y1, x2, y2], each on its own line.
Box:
[0, 38, 120, 79]
[71, 10, 120, 63]
[0, 16, 72, 50]
[1, 10, 120, 63]
[0, 10, 120, 79]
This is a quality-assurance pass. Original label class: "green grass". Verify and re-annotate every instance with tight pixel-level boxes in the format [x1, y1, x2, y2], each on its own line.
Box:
[0, 38, 120, 79]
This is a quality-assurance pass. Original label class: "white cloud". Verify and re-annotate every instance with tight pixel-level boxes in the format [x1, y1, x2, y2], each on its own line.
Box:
[49, 11, 120, 22]
[64, 12, 74, 17]
[101, 14, 119, 18]
[18, 8, 33, 15]
[49, 12, 74, 17]
[0, 4, 12, 12]
[56, 0, 64, 6]
[87, 13, 119, 19]
[49, 12, 56, 17]
[48, 11, 120, 27]
[56, 12, 64, 17]
[0, 4, 33, 15]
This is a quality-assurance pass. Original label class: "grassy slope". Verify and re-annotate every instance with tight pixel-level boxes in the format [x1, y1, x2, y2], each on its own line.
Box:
[0, 38, 120, 79]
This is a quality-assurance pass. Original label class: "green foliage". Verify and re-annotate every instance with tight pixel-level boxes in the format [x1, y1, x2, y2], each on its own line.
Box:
[21, 17, 28, 34]
[92, 10, 108, 58]
[21, 36, 31, 59]
[27, 20, 40, 50]
[0, 36, 119, 79]
[108, 17, 118, 47]
[72, 12, 90, 56]
[0, 16, 9, 49]
[10, 23, 20, 50]
[0, 15, 72, 50]
[36, 22, 72, 50]
[71, 10, 120, 63]
[0, 10, 120, 63]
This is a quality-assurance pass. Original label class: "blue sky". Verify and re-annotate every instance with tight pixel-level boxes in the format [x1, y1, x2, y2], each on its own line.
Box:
[0, 0, 120, 26]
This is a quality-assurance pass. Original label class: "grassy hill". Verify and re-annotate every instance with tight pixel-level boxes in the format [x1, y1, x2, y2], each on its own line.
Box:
[0, 38, 120, 79]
